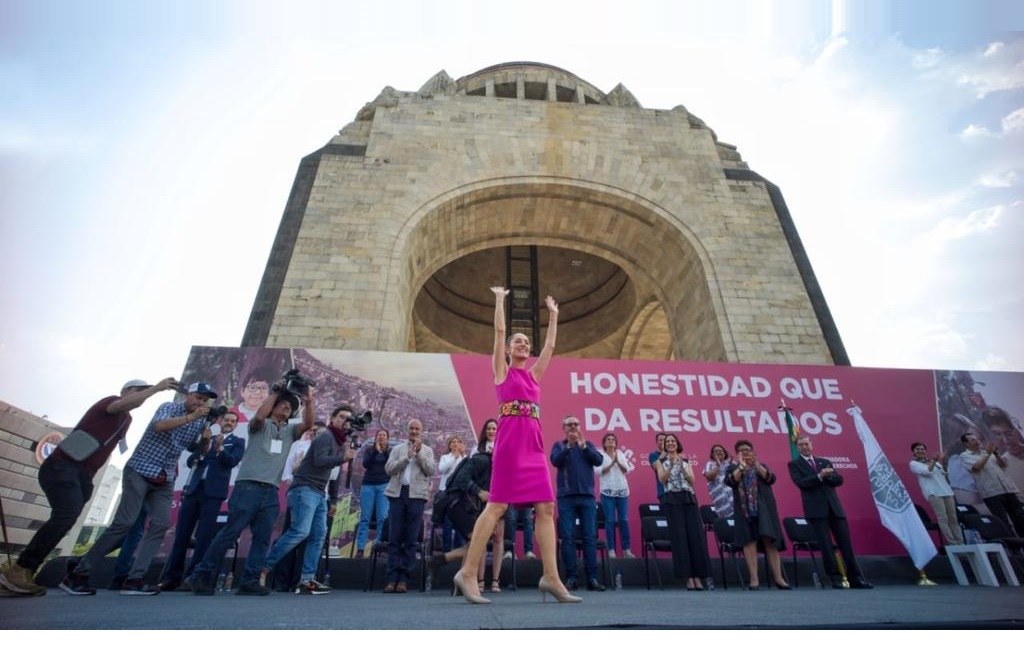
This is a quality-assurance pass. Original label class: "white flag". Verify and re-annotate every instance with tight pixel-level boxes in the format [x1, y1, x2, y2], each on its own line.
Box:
[847, 405, 937, 570]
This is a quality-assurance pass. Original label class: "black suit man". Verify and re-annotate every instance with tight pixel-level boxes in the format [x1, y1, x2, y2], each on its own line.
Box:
[159, 412, 245, 591]
[787, 436, 872, 589]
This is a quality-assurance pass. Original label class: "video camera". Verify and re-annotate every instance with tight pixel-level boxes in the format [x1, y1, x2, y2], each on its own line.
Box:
[344, 411, 373, 450]
[273, 369, 317, 400]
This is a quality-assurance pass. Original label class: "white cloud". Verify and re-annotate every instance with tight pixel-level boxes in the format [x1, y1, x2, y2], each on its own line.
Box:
[956, 39, 1024, 97]
[960, 123, 995, 138]
[978, 171, 1019, 188]
[928, 205, 1004, 243]
[983, 42, 1005, 57]
[977, 353, 1011, 371]
[912, 47, 944, 69]
[1002, 107, 1024, 133]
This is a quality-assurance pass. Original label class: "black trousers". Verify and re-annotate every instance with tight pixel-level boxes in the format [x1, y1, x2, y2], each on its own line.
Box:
[808, 514, 862, 581]
[983, 492, 1024, 537]
[662, 492, 709, 580]
[18, 457, 92, 572]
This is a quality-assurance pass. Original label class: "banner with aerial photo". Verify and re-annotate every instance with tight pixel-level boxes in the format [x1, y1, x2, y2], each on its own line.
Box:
[171, 346, 1024, 558]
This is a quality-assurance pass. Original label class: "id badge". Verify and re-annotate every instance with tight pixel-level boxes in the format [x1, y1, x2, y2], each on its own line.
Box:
[270, 439, 283, 455]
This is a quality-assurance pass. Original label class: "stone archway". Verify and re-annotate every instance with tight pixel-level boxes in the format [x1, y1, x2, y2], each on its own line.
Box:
[391, 178, 734, 362]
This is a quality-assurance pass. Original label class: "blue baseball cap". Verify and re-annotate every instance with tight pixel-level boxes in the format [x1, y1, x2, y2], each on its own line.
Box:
[187, 382, 218, 398]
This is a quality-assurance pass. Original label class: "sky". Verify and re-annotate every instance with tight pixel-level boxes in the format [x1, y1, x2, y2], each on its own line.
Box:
[1, 0, 1023, 430]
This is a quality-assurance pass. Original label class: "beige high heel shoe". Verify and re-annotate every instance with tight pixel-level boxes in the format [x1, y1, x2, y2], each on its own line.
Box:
[453, 570, 491, 605]
[538, 576, 582, 603]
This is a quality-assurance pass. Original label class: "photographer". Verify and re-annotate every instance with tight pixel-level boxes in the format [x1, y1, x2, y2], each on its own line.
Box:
[62, 381, 218, 596]
[261, 405, 356, 595]
[0, 378, 176, 597]
[190, 376, 314, 596]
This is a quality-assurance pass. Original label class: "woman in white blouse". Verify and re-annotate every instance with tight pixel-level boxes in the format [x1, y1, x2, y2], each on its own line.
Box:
[909, 441, 964, 545]
[595, 433, 635, 558]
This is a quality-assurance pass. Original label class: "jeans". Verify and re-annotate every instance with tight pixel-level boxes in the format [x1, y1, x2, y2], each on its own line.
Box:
[386, 487, 425, 584]
[265, 486, 328, 582]
[18, 457, 93, 572]
[355, 482, 389, 550]
[113, 506, 148, 579]
[600, 494, 631, 553]
[504, 505, 535, 553]
[74, 466, 172, 581]
[192, 480, 279, 585]
[558, 495, 598, 582]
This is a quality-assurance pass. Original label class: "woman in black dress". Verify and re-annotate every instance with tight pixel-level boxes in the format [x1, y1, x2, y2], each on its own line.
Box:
[723, 439, 790, 590]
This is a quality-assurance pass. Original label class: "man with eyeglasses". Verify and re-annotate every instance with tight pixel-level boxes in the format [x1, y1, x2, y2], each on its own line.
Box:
[550, 415, 605, 591]
[383, 419, 436, 593]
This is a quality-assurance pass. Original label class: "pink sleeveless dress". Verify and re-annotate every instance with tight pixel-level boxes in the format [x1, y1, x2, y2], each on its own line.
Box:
[489, 367, 555, 504]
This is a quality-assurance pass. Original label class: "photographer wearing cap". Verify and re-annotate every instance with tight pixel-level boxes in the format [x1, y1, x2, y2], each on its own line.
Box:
[62, 381, 219, 596]
[261, 404, 356, 595]
[190, 375, 314, 596]
[0, 378, 177, 597]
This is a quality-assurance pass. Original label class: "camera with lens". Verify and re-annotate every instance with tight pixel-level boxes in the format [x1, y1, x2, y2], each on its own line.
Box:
[206, 404, 229, 422]
[346, 410, 373, 432]
[273, 369, 317, 400]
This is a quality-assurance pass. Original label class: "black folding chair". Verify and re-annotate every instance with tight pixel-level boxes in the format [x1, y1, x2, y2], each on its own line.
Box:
[914, 503, 944, 548]
[639, 503, 665, 520]
[782, 517, 822, 588]
[963, 514, 1024, 554]
[712, 517, 748, 589]
[364, 516, 390, 591]
[640, 516, 672, 590]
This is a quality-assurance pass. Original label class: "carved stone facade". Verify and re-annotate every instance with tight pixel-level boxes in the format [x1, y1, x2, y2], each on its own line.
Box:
[244, 62, 846, 364]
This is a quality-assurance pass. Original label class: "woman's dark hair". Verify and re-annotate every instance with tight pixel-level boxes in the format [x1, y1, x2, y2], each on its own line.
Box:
[602, 433, 617, 448]
[664, 433, 682, 452]
[734, 440, 753, 453]
[478, 418, 498, 450]
[910, 442, 926, 452]
[709, 444, 728, 460]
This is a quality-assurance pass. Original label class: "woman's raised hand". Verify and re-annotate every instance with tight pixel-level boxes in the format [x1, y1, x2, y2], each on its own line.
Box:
[544, 295, 559, 313]
[491, 286, 510, 298]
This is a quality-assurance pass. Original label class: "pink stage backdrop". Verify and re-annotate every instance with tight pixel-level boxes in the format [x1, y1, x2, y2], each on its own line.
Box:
[170, 346, 1024, 558]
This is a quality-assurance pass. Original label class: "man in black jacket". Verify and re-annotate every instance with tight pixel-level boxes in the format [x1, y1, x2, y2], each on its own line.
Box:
[787, 436, 872, 589]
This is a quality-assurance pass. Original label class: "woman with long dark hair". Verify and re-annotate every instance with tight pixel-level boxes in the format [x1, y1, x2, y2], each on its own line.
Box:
[453, 287, 579, 604]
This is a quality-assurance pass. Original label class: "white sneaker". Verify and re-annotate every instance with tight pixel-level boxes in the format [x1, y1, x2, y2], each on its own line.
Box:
[608, 550, 617, 559]
[502, 551, 513, 560]
[623, 550, 637, 559]
[524, 551, 537, 559]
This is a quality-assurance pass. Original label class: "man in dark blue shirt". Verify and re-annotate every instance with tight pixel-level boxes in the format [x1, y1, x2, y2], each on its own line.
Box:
[550, 414, 605, 591]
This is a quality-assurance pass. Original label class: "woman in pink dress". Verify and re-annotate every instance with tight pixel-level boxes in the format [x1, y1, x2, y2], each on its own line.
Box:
[453, 286, 580, 604]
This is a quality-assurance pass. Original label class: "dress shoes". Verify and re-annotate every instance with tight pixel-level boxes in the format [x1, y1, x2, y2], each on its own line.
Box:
[565, 578, 579, 591]
[586, 579, 606, 592]
[849, 578, 874, 590]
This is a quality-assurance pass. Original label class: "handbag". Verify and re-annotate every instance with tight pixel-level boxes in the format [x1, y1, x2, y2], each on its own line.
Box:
[57, 416, 130, 462]
[57, 429, 104, 462]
